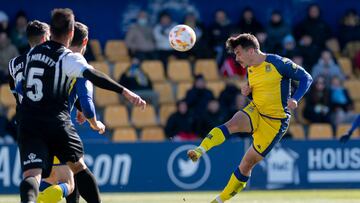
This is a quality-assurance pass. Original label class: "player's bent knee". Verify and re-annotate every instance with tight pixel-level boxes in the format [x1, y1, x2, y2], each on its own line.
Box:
[54, 166, 75, 193]
[23, 168, 42, 183]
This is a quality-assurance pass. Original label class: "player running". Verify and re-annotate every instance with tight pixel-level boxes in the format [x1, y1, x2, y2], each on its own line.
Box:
[18, 8, 145, 203]
[187, 33, 313, 203]
[37, 22, 105, 203]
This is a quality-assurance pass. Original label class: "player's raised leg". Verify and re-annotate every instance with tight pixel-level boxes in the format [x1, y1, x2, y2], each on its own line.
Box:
[187, 110, 252, 161]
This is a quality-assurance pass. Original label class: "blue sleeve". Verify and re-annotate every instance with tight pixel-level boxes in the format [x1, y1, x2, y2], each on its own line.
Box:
[75, 78, 96, 119]
[276, 57, 313, 102]
[349, 115, 360, 135]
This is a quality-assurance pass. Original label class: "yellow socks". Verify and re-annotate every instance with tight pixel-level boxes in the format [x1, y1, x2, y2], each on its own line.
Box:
[37, 183, 69, 203]
[200, 125, 230, 152]
[216, 167, 249, 202]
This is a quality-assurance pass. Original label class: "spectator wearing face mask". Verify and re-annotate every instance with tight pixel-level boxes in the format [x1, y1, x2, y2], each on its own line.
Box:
[185, 74, 214, 115]
[153, 11, 176, 66]
[125, 10, 156, 60]
[195, 99, 227, 138]
[119, 58, 158, 106]
[311, 50, 345, 84]
[165, 100, 197, 141]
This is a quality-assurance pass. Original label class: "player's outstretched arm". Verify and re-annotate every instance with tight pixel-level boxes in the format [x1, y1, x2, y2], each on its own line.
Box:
[82, 68, 146, 109]
[340, 115, 360, 143]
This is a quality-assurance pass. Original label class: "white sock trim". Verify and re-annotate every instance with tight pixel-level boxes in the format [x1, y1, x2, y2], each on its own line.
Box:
[215, 195, 223, 203]
[198, 146, 206, 154]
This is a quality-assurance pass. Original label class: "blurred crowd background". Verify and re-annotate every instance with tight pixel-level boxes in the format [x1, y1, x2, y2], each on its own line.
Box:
[0, 0, 360, 143]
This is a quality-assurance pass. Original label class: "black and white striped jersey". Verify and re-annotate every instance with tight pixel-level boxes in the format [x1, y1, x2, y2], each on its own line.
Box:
[20, 40, 91, 121]
[8, 53, 27, 105]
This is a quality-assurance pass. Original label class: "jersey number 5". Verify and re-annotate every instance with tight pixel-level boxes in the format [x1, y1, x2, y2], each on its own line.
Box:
[26, 67, 44, 101]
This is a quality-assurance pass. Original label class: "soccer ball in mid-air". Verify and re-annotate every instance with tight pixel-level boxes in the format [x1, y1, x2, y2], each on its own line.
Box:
[169, 24, 196, 52]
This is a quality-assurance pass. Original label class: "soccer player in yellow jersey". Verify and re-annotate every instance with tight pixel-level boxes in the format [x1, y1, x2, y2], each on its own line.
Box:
[187, 33, 313, 203]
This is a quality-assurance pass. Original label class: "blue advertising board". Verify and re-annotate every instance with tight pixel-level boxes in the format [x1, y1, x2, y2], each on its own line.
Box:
[1, 139, 360, 194]
[0, 141, 244, 193]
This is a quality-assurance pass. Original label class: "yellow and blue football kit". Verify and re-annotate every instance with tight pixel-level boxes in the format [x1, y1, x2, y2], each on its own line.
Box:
[192, 54, 312, 203]
[242, 54, 313, 156]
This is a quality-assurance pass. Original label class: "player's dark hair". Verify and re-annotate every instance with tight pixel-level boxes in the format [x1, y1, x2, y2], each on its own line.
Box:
[26, 20, 49, 45]
[50, 8, 75, 39]
[226, 33, 260, 53]
[71, 22, 88, 47]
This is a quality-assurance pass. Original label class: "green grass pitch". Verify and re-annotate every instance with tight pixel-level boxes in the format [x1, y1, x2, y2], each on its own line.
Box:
[1, 190, 360, 203]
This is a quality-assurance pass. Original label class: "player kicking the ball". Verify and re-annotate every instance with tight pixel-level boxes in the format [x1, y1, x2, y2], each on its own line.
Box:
[187, 33, 313, 203]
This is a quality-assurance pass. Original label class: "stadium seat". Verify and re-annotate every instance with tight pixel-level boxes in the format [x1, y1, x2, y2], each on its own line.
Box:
[112, 127, 137, 142]
[6, 107, 16, 120]
[336, 124, 359, 138]
[176, 82, 193, 100]
[131, 104, 157, 128]
[94, 88, 120, 107]
[0, 84, 16, 108]
[141, 60, 166, 82]
[337, 57, 353, 78]
[355, 101, 360, 113]
[288, 124, 305, 140]
[168, 60, 193, 82]
[343, 41, 360, 59]
[89, 39, 104, 61]
[153, 81, 175, 104]
[206, 80, 225, 98]
[104, 40, 130, 63]
[159, 104, 176, 126]
[140, 126, 165, 141]
[194, 59, 219, 81]
[89, 61, 110, 76]
[104, 105, 130, 129]
[113, 61, 131, 80]
[325, 38, 341, 59]
[308, 123, 333, 139]
[344, 79, 360, 100]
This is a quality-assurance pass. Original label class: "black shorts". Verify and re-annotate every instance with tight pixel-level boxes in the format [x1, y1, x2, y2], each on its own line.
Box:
[17, 116, 83, 178]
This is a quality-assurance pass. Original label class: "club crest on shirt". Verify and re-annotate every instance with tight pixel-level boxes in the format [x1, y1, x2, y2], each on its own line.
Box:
[265, 65, 272, 72]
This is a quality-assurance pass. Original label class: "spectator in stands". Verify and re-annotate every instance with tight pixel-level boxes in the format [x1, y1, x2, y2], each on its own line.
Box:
[196, 99, 227, 138]
[0, 11, 9, 33]
[185, 74, 214, 115]
[182, 12, 211, 59]
[255, 31, 270, 52]
[0, 28, 19, 84]
[338, 9, 360, 48]
[303, 76, 331, 123]
[10, 11, 29, 54]
[330, 76, 356, 125]
[125, 10, 156, 61]
[266, 10, 291, 53]
[311, 50, 345, 84]
[218, 82, 241, 118]
[119, 58, 158, 107]
[226, 93, 249, 121]
[281, 34, 298, 59]
[294, 4, 332, 48]
[298, 35, 321, 71]
[165, 100, 197, 141]
[237, 7, 264, 35]
[209, 9, 233, 65]
[153, 12, 176, 66]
